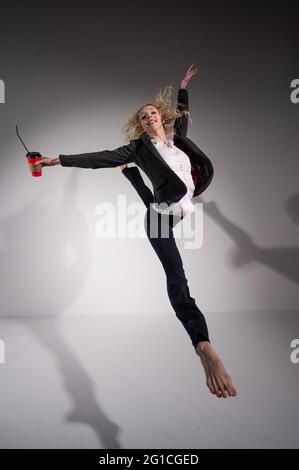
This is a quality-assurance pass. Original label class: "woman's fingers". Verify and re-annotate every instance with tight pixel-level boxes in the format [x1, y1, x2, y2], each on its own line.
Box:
[33, 157, 56, 167]
[186, 64, 198, 78]
[181, 64, 198, 87]
[33, 158, 48, 166]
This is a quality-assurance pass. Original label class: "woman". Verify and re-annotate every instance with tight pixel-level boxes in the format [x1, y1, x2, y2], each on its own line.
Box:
[36, 65, 237, 398]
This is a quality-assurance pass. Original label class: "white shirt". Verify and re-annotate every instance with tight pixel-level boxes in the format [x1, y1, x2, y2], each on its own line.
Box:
[150, 136, 195, 216]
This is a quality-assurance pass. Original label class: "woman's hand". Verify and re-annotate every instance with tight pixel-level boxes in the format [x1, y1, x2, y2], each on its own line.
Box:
[180, 64, 198, 89]
[119, 163, 127, 172]
[33, 157, 61, 167]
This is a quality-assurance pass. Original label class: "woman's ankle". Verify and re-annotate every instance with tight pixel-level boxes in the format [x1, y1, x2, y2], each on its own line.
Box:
[195, 340, 211, 356]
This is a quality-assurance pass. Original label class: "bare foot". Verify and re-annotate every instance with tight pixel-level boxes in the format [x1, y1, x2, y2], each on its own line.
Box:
[196, 341, 237, 398]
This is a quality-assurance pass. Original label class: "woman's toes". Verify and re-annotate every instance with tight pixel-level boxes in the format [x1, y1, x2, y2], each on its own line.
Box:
[211, 376, 221, 397]
[207, 378, 216, 394]
[225, 386, 233, 397]
[215, 377, 228, 398]
[226, 376, 237, 396]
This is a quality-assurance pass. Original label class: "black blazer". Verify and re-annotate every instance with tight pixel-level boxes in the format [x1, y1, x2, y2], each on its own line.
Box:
[59, 89, 214, 206]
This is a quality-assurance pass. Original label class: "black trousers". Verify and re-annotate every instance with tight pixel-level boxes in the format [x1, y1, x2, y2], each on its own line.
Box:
[144, 205, 210, 351]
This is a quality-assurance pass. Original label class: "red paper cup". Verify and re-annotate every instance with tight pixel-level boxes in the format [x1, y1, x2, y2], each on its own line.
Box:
[27, 157, 42, 177]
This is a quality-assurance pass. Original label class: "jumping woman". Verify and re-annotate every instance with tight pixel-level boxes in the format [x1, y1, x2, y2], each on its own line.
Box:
[35, 65, 237, 399]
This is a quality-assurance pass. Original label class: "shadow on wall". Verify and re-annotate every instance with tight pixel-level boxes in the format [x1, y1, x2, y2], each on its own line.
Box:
[0, 171, 122, 449]
[200, 193, 299, 286]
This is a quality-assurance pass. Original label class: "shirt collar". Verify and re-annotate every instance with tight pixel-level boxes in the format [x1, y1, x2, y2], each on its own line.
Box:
[150, 135, 174, 146]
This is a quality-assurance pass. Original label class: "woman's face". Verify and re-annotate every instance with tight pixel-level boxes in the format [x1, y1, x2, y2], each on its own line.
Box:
[138, 105, 163, 134]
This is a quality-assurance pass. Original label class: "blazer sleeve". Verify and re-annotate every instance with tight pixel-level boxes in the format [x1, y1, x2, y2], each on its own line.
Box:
[121, 166, 154, 209]
[59, 142, 134, 169]
[174, 88, 189, 138]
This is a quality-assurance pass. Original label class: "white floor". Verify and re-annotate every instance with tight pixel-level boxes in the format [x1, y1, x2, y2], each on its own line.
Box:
[0, 311, 298, 449]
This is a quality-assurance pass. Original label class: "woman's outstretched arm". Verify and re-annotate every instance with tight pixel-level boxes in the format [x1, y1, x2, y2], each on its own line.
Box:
[35, 142, 135, 169]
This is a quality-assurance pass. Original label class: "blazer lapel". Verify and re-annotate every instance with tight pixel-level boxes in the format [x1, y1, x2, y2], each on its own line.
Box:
[141, 132, 194, 166]
[140, 132, 168, 167]
[174, 134, 214, 197]
[140, 132, 188, 190]
[139, 132, 213, 199]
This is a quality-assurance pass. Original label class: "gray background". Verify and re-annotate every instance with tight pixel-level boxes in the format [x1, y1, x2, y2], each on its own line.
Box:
[0, 1, 298, 448]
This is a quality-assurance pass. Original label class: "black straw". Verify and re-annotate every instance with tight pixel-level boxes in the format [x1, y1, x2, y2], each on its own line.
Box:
[16, 125, 30, 153]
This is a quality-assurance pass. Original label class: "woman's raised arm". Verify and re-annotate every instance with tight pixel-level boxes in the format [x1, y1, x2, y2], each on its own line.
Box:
[180, 63, 198, 89]
[174, 64, 198, 137]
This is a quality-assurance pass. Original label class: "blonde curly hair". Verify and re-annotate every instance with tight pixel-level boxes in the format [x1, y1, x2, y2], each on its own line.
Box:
[121, 85, 191, 143]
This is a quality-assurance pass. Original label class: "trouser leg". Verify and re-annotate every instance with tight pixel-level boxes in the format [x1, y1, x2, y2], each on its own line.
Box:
[144, 206, 210, 350]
